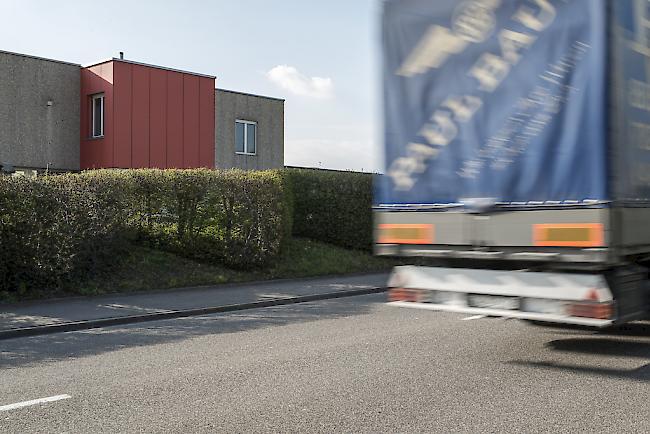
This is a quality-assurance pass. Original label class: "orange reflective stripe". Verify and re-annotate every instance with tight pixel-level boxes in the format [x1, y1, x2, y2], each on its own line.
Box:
[378, 224, 435, 245]
[533, 223, 605, 247]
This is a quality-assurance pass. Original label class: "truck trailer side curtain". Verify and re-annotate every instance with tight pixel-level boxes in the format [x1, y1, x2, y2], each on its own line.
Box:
[380, 0, 607, 206]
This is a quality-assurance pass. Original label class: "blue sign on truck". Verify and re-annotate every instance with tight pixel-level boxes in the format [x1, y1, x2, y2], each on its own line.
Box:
[376, 0, 643, 208]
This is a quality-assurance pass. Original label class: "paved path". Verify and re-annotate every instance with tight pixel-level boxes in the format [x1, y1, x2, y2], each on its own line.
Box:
[0, 273, 389, 334]
[1, 293, 648, 433]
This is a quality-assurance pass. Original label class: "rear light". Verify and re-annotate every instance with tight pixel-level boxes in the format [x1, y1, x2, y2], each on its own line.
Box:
[377, 224, 435, 245]
[533, 223, 604, 247]
[388, 289, 466, 306]
[567, 301, 614, 320]
[388, 288, 424, 302]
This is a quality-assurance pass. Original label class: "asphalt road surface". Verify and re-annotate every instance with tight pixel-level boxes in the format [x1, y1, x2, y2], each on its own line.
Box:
[1, 293, 649, 433]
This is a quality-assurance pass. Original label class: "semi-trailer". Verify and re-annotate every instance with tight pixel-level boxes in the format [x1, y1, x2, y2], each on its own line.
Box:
[375, 0, 650, 327]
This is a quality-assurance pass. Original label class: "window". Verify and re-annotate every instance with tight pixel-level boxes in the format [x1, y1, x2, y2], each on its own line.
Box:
[235, 120, 257, 155]
[91, 94, 105, 138]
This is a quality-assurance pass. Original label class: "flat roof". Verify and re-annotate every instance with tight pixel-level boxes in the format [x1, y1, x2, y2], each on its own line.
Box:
[83, 58, 216, 79]
[0, 49, 80, 67]
[217, 88, 285, 102]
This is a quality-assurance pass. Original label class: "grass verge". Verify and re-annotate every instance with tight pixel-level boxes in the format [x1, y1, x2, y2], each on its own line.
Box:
[0, 238, 401, 303]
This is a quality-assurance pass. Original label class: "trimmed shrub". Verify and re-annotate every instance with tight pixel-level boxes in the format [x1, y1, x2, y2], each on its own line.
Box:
[0, 166, 374, 294]
[286, 168, 374, 251]
[121, 169, 291, 269]
[0, 173, 128, 293]
[0, 169, 293, 293]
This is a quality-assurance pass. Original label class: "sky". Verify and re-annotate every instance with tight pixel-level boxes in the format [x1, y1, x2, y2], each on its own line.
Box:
[0, 0, 384, 172]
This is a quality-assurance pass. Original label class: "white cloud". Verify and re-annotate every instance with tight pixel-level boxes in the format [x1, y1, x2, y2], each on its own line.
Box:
[266, 65, 334, 99]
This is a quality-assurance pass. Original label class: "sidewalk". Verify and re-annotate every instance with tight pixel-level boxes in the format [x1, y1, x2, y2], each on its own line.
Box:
[0, 273, 389, 339]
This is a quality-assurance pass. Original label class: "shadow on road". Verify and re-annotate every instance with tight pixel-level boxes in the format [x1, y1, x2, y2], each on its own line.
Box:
[598, 322, 650, 338]
[508, 330, 650, 383]
[547, 338, 650, 359]
[508, 360, 650, 383]
[0, 294, 383, 369]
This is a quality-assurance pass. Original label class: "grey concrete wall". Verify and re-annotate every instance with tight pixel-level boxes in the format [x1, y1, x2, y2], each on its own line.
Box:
[215, 89, 284, 170]
[0, 50, 80, 171]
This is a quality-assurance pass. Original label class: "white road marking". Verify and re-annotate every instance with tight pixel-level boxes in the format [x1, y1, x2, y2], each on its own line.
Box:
[0, 394, 71, 412]
[461, 315, 487, 321]
[103, 304, 172, 314]
[257, 293, 296, 300]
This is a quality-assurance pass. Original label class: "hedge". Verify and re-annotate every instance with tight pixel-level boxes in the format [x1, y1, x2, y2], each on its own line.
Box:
[0, 169, 292, 293]
[0, 167, 372, 294]
[286, 168, 374, 251]
[121, 169, 291, 268]
[0, 172, 128, 293]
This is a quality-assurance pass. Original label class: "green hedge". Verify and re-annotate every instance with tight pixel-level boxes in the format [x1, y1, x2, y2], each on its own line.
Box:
[0, 169, 292, 293]
[286, 168, 374, 251]
[122, 169, 291, 268]
[0, 172, 128, 293]
[0, 167, 371, 294]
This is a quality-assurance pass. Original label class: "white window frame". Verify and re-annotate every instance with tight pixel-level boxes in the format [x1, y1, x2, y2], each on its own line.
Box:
[235, 120, 257, 155]
[91, 93, 105, 138]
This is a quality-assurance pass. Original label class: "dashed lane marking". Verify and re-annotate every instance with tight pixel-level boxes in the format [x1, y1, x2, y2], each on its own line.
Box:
[0, 395, 71, 412]
[461, 315, 487, 321]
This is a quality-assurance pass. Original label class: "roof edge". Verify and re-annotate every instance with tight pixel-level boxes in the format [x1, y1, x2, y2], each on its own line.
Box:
[81, 58, 113, 68]
[83, 58, 216, 79]
[216, 88, 285, 102]
[0, 49, 80, 67]
[284, 165, 377, 175]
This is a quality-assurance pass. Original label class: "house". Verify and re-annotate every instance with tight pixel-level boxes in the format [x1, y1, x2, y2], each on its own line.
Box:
[0, 50, 284, 174]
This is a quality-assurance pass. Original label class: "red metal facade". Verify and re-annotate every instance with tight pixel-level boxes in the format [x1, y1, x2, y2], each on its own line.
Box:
[80, 62, 114, 168]
[80, 60, 215, 169]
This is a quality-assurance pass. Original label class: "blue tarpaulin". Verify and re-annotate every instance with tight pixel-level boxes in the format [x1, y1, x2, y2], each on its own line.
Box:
[376, 0, 607, 208]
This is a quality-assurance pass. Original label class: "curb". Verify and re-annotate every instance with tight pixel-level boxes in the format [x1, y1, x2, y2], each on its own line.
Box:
[0, 286, 388, 341]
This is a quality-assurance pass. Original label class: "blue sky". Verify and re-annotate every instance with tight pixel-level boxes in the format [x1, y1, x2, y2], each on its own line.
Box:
[0, 0, 384, 172]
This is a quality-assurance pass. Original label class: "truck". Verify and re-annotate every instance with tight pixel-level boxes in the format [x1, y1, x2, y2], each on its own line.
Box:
[374, 0, 650, 327]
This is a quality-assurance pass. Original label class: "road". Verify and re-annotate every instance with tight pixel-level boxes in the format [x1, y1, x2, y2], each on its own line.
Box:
[1, 293, 649, 433]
